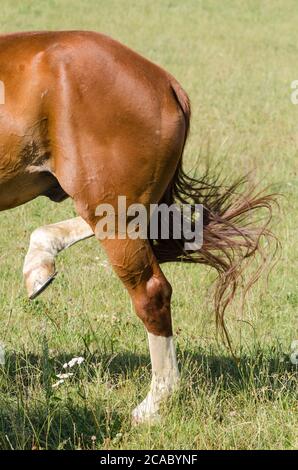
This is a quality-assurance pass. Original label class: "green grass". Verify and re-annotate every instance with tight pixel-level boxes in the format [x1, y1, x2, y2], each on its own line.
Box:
[0, 0, 297, 450]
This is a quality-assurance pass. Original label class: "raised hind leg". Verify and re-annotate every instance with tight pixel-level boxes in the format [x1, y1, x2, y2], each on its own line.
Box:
[23, 217, 94, 299]
[100, 237, 180, 424]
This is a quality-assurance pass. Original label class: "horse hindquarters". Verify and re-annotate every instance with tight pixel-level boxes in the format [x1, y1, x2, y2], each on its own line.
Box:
[44, 36, 187, 422]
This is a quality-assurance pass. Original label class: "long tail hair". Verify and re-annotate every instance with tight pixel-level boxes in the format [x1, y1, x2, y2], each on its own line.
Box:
[150, 79, 279, 349]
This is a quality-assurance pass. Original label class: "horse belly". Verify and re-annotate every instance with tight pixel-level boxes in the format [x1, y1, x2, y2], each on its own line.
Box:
[0, 171, 56, 210]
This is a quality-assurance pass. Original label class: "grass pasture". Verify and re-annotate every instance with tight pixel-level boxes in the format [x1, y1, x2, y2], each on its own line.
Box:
[0, 0, 297, 450]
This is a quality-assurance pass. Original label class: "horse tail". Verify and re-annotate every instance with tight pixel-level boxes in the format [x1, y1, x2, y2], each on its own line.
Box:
[151, 78, 279, 349]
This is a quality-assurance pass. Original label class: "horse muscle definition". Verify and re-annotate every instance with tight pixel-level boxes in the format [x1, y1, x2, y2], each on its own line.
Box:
[0, 31, 277, 423]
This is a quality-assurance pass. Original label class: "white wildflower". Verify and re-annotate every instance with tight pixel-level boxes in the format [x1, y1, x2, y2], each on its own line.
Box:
[68, 357, 84, 368]
[63, 356, 84, 369]
[52, 379, 64, 388]
[56, 373, 74, 379]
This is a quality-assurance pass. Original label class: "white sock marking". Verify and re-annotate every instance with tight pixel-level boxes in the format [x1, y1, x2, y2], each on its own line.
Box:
[23, 217, 93, 296]
[132, 333, 179, 423]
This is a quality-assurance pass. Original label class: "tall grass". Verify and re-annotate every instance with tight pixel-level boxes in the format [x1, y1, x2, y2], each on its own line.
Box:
[0, 0, 297, 449]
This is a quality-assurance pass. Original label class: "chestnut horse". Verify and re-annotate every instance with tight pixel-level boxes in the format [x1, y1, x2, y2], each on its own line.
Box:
[0, 31, 275, 423]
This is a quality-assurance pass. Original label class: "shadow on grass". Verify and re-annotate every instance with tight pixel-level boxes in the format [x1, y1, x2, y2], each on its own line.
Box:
[0, 346, 296, 449]
[0, 396, 123, 450]
[178, 347, 297, 395]
[0, 350, 147, 450]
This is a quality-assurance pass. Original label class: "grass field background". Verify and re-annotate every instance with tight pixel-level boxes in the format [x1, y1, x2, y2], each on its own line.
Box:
[0, 0, 297, 449]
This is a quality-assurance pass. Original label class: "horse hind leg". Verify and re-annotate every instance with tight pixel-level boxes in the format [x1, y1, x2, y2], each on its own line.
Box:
[100, 237, 180, 424]
[23, 216, 94, 299]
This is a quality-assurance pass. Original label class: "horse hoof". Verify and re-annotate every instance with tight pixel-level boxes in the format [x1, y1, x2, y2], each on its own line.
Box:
[25, 267, 57, 300]
[131, 405, 161, 426]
